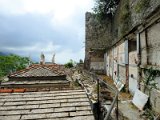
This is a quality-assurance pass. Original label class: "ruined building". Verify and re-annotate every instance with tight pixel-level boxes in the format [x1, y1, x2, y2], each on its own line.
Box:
[85, 0, 160, 114]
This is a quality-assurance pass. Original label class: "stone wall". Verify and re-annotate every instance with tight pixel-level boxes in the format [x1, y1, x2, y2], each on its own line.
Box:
[139, 17, 160, 114]
[85, 12, 111, 72]
[130, 0, 160, 27]
[85, 0, 160, 53]
[112, 0, 160, 45]
[85, 0, 160, 114]
[85, 12, 112, 51]
[85, 0, 160, 72]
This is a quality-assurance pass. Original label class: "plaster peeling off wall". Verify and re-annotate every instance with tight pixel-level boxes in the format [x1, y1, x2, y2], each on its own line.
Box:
[139, 20, 160, 114]
[147, 22, 160, 66]
[85, 12, 112, 72]
[118, 42, 125, 64]
[90, 62, 104, 71]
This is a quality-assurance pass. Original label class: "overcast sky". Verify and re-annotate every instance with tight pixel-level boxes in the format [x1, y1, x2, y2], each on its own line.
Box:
[0, 0, 94, 64]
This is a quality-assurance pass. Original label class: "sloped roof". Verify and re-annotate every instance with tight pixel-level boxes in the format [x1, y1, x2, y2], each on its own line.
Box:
[0, 89, 94, 120]
[9, 64, 66, 78]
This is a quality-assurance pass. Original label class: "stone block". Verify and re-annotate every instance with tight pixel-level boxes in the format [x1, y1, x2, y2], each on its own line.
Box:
[69, 110, 92, 117]
[67, 98, 88, 102]
[46, 112, 69, 118]
[39, 103, 60, 108]
[150, 89, 160, 113]
[4, 101, 26, 106]
[76, 106, 91, 111]
[0, 115, 21, 120]
[61, 102, 90, 107]
[54, 107, 75, 112]
[30, 108, 53, 114]
[16, 104, 39, 109]
[0, 110, 30, 115]
[0, 106, 17, 110]
[21, 114, 46, 119]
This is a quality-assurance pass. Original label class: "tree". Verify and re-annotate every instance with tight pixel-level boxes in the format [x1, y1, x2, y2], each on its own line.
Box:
[0, 54, 32, 77]
[79, 59, 83, 64]
[64, 59, 76, 68]
[93, 0, 120, 20]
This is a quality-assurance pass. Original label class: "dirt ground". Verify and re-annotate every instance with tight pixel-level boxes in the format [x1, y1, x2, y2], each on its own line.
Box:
[100, 75, 132, 101]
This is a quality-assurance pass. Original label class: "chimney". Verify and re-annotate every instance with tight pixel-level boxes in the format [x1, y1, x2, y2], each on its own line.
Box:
[40, 52, 45, 65]
[52, 53, 55, 64]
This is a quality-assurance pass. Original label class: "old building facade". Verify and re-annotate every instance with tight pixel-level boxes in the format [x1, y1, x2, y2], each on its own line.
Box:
[85, 0, 160, 113]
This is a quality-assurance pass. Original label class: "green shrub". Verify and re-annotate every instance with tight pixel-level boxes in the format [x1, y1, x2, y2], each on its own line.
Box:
[64, 59, 76, 68]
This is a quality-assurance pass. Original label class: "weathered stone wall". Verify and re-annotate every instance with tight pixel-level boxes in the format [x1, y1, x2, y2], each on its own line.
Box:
[139, 17, 160, 114]
[85, 12, 112, 51]
[85, 0, 160, 52]
[85, 12, 111, 72]
[112, 0, 160, 45]
[85, 0, 160, 114]
[85, 0, 160, 71]
[130, 0, 160, 27]
[150, 89, 160, 114]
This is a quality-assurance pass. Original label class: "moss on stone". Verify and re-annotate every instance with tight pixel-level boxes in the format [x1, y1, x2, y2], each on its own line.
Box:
[119, 0, 131, 37]
[134, 0, 150, 13]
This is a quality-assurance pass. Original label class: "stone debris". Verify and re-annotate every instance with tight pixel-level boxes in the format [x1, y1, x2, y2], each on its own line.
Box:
[0, 89, 94, 120]
[72, 70, 97, 102]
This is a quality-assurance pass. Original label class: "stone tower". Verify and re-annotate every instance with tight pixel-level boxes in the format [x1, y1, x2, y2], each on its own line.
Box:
[52, 53, 55, 64]
[40, 52, 45, 65]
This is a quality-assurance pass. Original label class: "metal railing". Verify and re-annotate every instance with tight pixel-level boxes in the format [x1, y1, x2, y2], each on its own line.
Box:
[100, 79, 119, 120]
[86, 71, 119, 120]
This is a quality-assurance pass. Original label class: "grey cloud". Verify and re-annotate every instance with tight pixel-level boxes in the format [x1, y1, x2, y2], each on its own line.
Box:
[0, 12, 85, 63]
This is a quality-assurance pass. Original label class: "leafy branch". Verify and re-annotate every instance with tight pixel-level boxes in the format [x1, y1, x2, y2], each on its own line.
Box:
[92, 0, 120, 20]
[142, 67, 160, 93]
[0, 54, 32, 77]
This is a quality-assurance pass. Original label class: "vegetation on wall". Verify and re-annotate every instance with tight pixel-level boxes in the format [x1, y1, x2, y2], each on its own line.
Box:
[119, 0, 131, 37]
[142, 67, 160, 93]
[92, 0, 120, 21]
[141, 67, 160, 119]
[134, 0, 150, 13]
[0, 54, 31, 77]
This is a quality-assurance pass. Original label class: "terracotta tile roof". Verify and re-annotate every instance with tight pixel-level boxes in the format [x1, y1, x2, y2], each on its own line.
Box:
[9, 64, 66, 77]
[0, 90, 94, 120]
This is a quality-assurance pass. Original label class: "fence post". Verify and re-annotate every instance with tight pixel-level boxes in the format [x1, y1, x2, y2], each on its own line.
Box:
[116, 96, 119, 120]
[97, 78, 100, 120]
